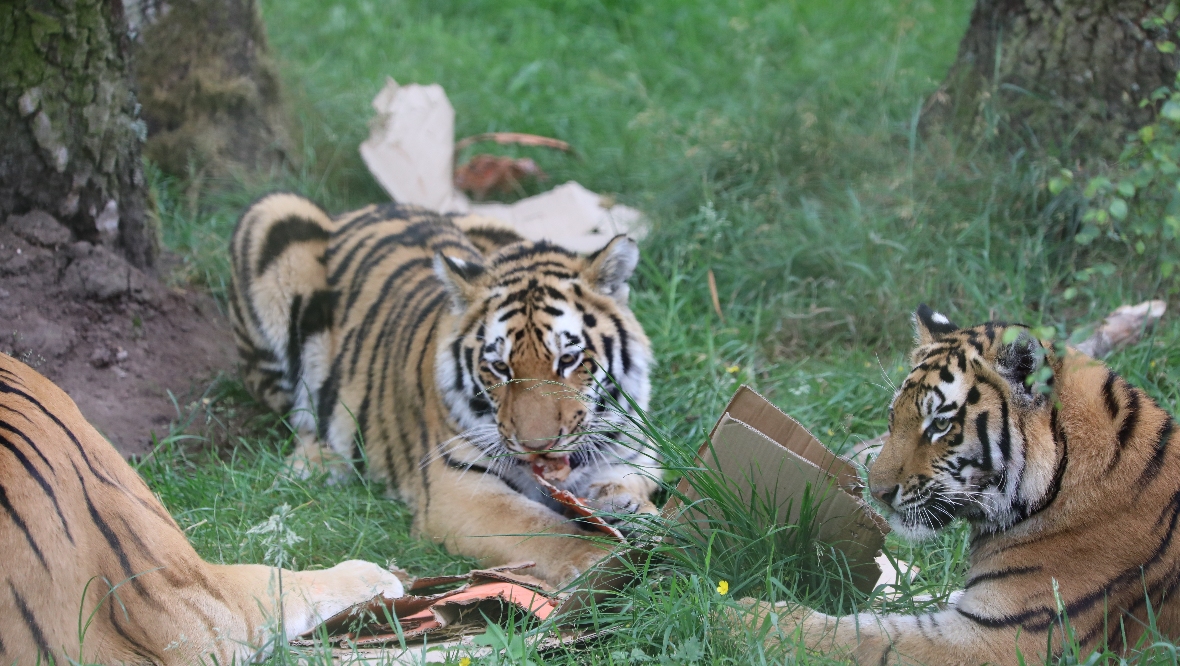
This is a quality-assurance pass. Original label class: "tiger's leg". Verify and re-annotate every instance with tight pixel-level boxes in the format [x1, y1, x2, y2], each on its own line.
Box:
[229, 193, 334, 420]
[739, 600, 1028, 666]
[420, 462, 611, 587]
[169, 560, 403, 664]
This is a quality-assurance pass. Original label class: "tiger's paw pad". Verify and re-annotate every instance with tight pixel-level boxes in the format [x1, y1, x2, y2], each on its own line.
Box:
[584, 482, 658, 524]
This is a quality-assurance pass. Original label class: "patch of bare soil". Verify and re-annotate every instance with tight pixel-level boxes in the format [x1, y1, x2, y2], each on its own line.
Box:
[0, 210, 237, 457]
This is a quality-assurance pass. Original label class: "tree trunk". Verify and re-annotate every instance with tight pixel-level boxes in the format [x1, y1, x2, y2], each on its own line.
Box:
[930, 0, 1180, 157]
[129, 0, 289, 178]
[1, 0, 157, 269]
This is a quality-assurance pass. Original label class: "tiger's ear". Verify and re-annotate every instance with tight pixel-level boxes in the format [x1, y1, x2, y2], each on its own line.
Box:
[434, 253, 486, 312]
[996, 328, 1044, 399]
[914, 304, 959, 346]
[583, 235, 639, 304]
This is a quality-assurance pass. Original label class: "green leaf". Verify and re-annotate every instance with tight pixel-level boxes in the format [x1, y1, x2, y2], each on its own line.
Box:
[1083, 177, 1113, 197]
[1159, 41, 1177, 53]
[1048, 177, 1067, 195]
[1075, 225, 1100, 245]
[1109, 198, 1129, 220]
[1117, 180, 1136, 197]
[1164, 100, 1180, 122]
[1136, 240, 1147, 254]
[1167, 2, 1179, 22]
[1063, 287, 1078, 300]
[1141, 124, 1157, 143]
[1163, 261, 1175, 278]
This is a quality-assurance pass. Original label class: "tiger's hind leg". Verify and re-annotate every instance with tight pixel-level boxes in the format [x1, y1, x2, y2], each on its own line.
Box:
[229, 193, 340, 473]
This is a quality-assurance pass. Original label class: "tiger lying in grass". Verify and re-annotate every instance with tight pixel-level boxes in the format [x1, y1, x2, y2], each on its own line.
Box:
[0, 353, 403, 665]
[229, 194, 660, 586]
[742, 305, 1180, 665]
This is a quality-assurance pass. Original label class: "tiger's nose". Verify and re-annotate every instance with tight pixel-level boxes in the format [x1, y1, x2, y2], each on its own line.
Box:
[871, 484, 900, 506]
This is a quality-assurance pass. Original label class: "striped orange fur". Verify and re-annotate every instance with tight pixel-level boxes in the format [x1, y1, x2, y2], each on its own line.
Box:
[745, 305, 1180, 664]
[0, 353, 402, 664]
[229, 194, 660, 586]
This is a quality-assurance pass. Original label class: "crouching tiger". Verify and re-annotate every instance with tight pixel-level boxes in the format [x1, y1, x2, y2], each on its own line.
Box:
[0, 353, 404, 665]
[229, 194, 660, 586]
[742, 305, 1180, 665]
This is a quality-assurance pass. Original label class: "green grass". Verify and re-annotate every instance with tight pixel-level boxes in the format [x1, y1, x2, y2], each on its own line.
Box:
[137, 0, 1180, 663]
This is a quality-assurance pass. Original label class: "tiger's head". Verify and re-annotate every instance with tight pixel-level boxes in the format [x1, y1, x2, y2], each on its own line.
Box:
[869, 304, 1062, 540]
[433, 235, 652, 470]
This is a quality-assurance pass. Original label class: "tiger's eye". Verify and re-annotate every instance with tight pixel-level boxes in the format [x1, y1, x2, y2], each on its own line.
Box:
[933, 417, 951, 431]
[559, 353, 577, 365]
[491, 361, 510, 375]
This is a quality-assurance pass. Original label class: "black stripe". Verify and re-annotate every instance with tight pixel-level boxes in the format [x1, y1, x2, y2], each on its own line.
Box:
[286, 293, 304, 390]
[1140, 418, 1175, 486]
[1101, 371, 1119, 419]
[0, 408, 55, 472]
[493, 242, 576, 266]
[75, 461, 138, 584]
[441, 454, 523, 493]
[0, 482, 47, 569]
[0, 430, 72, 543]
[105, 590, 161, 663]
[975, 411, 993, 473]
[0, 379, 127, 492]
[997, 398, 1011, 464]
[1026, 408, 1068, 518]
[452, 338, 466, 391]
[1118, 390, 1141, 449]
[1109, 389, 1142, 471]
[256, 218, 329, 275]
[300, 289, 337, 339]
[963, 565, 1041, 589]
[609, 314, 632, 373]
[9, 581, 48, 656]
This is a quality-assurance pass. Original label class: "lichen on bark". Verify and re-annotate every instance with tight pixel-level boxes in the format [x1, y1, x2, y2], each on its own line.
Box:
[929, 0, 1180, 158]
[133, 0, 290, 177]
[0, 0, 158, 268]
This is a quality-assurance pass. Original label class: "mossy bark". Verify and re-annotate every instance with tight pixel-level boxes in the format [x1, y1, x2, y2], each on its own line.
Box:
[930, 0, 1180, 157]
[133, 0, 289, 177]
[0, 0, 157, 268]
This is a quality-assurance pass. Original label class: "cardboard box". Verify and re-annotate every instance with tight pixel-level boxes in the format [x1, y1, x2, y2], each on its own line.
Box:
[557, 385, 888, 615]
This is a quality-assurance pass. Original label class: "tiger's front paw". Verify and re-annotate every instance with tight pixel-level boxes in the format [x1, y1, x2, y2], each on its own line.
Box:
[585, 481, 658, 521]
[288, 438, 352, 484]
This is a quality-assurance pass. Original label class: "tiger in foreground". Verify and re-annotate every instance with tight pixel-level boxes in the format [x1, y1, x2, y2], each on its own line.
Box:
[0, 353, 404, 664]
[743, 305, 1180, 665]
[229, 193, 659, 586]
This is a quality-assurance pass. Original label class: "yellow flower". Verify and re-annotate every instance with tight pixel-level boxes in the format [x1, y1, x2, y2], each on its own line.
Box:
[716, 580, 729, 595]
[458, 658, 471, 666]
[725, 365, 740, 374]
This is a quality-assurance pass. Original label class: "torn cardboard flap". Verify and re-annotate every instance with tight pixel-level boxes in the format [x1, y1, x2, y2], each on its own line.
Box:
[689, 415, 885, 593]
[711, 386, 864, 495]
[359, 78, 645, 253]
[695, 386, 887, 593]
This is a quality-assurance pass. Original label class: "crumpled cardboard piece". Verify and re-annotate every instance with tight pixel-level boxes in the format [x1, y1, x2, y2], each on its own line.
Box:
[360, 78, 468, 213]
[292, 562, 579, 664]
[693, 386, 888, 594]
[359, 78, 644, 252]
